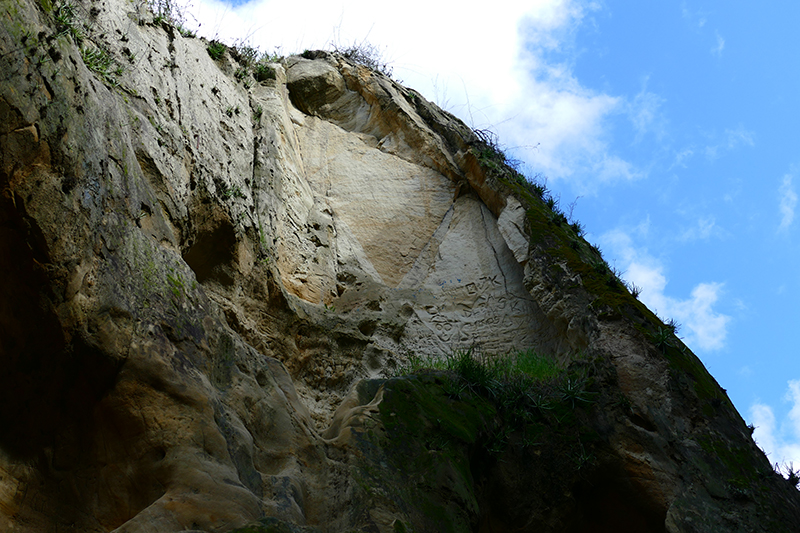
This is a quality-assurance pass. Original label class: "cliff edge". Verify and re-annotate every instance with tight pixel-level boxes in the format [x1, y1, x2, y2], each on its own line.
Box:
[2, 0, 800, 531]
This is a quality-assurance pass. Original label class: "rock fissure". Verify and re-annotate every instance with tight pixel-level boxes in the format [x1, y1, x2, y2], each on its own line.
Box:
[479, 201, 510, 296]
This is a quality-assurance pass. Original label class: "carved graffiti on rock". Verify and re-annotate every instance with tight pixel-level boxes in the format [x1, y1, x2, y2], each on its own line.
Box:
[413, 275, 541, 352]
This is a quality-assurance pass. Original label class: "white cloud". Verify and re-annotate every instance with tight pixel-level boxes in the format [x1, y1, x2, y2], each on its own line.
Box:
[593, 154, 642, 182]
[627, 77, 667, 141]
[189, 0, 632, 186]
[711, 31, 725, 56]
[779, 174, 797, 232]
[676, 282, 729, 350]
[600, 228, 731, 351]
[751, 402, 779, 458]
[724, 125, 755, 148]
[678, 216, 719, 242]
[751, 380, 800, 469]
[681, 2, 707, 28]
[670, 147, 695, 169]
[704, 125, 755, 161]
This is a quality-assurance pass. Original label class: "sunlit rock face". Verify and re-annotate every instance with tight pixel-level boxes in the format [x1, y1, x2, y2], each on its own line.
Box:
[2, 0, 800, 531]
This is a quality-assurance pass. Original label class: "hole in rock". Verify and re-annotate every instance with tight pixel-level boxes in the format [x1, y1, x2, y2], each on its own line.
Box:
[474, 446, 667, 533]
[568, 465, 667, 533]
[629, 412, 658, 432]
[183, 212, 237, 286]
[358, 320, 377, 337]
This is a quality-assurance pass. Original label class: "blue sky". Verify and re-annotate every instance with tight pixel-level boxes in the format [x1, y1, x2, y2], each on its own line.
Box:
[189, 0, 800, 468]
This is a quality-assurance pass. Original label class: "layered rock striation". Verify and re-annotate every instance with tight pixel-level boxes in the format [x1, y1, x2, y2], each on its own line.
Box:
[2, 0, 800, 531]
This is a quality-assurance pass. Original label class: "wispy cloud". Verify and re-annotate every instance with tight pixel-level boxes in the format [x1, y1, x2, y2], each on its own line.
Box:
[593, 154, 642, 183]
[601, 227, 731, 351]
[705, 125, 755, 160]
[724, 125, 755, 148]
[751, 380, 800, 469]
[670, 147, 695, 169]
[681, 2, 707, 28]
[627, 77, 667, 141]
[678, 216, 720, 242]
[779, 173, 797, 232]
[711, 31, 725, 56]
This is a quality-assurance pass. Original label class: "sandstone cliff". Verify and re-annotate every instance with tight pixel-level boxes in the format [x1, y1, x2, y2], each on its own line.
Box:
[2, 0, 800, 531]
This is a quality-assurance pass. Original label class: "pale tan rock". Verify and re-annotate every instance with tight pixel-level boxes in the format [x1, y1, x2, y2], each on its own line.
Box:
[497, 195, 529, 264]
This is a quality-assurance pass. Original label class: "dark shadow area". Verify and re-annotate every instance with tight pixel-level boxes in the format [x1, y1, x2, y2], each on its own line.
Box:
[568, 465, 667, 533]
[0, 194, 120, 458]
[182, 208, 237, 286]
[474, 443, 666, 533]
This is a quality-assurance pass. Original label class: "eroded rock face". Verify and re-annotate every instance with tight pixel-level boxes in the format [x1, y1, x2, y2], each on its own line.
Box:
[2, 0, 800, 531]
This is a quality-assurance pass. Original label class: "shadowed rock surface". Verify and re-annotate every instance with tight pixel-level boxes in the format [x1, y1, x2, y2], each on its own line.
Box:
[2, 0, 800, 531]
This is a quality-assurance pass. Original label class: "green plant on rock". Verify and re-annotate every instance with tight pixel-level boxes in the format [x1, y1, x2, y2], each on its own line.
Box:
[625, 280, 642, 299]
[147, 0, 193, 34]
[207, 40, 226, 60]
[166, 270, 187, 300]
[234, 67, 249, 81]
[253, 62, 276, 82]
[230, 39, 260, 67]
[651, 325, 678, 353]
[54, 0, 84, 42]
[550, 211, 568, 226]
[330, 38, 394, 77]
[392, 346, 601, 494]
[664, 317, 681, 334]
[787, 464, 800, 489]
[574, 442, 596, 471]
[559, 376, 596, 408]
[471, 128, 558, 210]
[53, 0, 127, 87]
[175, 23, 195, 38]
[259, 48, 284, 63]
[81, 44, 123, 86]
[514, 348, 561, 380]
[528, 180, 546, 198]
[252, 105, 263, 122]
[650, 317, 682, 353]
[222, 185, 244, 199]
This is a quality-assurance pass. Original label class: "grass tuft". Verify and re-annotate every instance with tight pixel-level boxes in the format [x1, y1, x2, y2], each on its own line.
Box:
[54, 0, 84, 43]
[398, 347, 563, 399]
[207, 40, 226, 60]
[81, 44, 123, 86]
[330, 39, 393, 77]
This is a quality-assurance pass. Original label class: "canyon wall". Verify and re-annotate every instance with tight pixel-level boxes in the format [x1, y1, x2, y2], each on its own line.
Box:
[2, 0, 800, 531]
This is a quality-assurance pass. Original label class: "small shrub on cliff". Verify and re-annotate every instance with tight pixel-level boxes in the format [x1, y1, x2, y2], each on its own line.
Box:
[253, 62, 276, 82]
[54, 0, 84, 43]
[147, 0, 194, 35]
[81, 43, 124, 86]
[230, 39, 260, 68]
[207, 40, 226, 60]
[780, 463, 800, 489]
[625, 280, 642, 299]
[400, 346, 562, 399]
[471, 128, 561, 210]
[330, 39, 394, 78]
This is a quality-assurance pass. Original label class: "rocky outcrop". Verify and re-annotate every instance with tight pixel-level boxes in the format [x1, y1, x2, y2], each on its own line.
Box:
[2, 0, 800, 531]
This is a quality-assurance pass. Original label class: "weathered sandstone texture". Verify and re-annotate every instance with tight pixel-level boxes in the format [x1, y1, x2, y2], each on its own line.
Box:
[2, 0, 800, 531]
